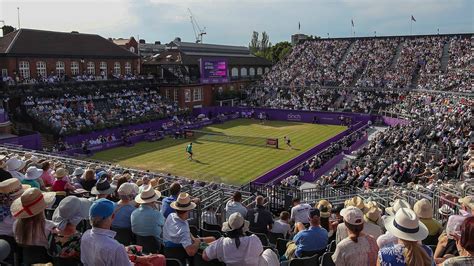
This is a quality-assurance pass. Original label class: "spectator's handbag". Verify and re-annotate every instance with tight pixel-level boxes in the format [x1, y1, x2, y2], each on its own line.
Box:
[127, 245, 165, 266]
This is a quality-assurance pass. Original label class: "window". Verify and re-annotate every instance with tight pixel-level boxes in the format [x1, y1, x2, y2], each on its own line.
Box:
[56, 61, 65, 77]
[257, 67, 263, 75]
[71, 61, 80, 76]
[125, 62, 132, 75]
[264, 67, 270, 73]
[241, 68, 248, 77]
[36, 61, 46, 77]
[114, 62, 121, 75]
[165, 89, 170, 99]
[1, 69, 7, 77]
[249, 67, 255, 76]
[193, 88, 203, 101]
[174, 89, 178, 102]
[86, 62, 95, 75]
[231, 67, 239, 77]
[19, 61, 30, 79]
[99, 62, 107, 75]
[184, 89, 191, 102]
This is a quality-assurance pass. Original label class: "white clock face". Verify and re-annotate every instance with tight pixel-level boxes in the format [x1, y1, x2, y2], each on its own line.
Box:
[130, 47, 135, 53]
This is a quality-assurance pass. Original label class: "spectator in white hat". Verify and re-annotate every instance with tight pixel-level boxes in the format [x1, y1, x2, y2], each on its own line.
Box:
[414, 199, 442, 245]
[458, 196, 474, 216]
[21, 166, 43, 189]
[131, 185, 164, 243]
[5, 157, 26, 181]
[0, 178, 29, 236]
[111, 183, 138, 230]
[332, 206, 379, 266]
[378, 208, 434, 266]
[203, 212, 264, 265]
[49, 196, 91, 259]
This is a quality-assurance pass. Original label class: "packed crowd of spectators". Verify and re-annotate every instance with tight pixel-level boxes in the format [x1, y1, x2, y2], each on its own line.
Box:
[23, 88, 181, 135]
[261, 34, 471, 91]
[1, 72, 147, 86]
[315, 92, 472, 189]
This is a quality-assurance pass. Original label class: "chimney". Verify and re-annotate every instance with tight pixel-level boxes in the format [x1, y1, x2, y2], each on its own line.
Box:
[155, 41, 161, 45]
[139, 39, 146, 44]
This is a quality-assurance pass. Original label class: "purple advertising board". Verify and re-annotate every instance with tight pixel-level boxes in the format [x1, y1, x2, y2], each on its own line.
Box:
[200, 58, 229, 84]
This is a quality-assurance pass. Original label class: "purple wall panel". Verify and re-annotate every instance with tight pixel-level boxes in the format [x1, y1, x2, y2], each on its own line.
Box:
[299, 153, 345, 182]
[0, 133, 42, 150]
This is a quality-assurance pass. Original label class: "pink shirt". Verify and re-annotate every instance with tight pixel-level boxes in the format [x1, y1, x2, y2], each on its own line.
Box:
[40, 171, 54, 186]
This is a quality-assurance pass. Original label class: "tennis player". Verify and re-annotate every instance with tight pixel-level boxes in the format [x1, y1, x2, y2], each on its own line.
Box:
[284, 136, 293, 149]
[186, 142, 193, 160]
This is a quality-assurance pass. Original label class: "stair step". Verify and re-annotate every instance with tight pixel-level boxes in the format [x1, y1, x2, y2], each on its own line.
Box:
[440, 39, 451, 73]
[336, 41, 355, 70]
[389, 41, 404, 69]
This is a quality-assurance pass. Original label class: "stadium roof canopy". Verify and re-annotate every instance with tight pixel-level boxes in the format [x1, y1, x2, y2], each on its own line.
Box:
[0, 28, 139, 59]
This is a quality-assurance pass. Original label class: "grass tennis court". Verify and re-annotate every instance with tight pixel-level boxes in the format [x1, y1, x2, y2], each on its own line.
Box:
[91, 119, 347, 185]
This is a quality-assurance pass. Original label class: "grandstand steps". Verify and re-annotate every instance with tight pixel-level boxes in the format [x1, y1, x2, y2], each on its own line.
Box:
[440, 40, 451, 73]
[336, 41, 355, 70]
[40, 133, 56, 150]
[389, 41, 404, 69]
[410, 63, 422, 88]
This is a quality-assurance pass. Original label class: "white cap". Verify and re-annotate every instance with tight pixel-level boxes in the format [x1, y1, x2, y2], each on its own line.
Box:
[341, 206, 364, 225]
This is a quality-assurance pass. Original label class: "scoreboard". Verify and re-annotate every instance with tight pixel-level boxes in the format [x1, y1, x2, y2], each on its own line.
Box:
[200, 58, 229, 84]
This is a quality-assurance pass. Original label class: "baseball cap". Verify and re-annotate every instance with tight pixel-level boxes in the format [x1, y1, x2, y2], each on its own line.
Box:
[341, 206, 364, 225]
[89, 198, 115, 219]
[309, 208, 320, 218]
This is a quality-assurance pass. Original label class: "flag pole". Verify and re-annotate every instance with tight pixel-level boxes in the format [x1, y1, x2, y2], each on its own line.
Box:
[17, 7, 21, 29]
[410, 19, 412, 35]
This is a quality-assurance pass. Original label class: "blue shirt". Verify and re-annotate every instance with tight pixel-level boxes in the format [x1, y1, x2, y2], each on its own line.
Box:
[160, 195, 177, 218]
[131, 205, 165, 242]
[163, 213, 192, 248]
[21, 179, 40, 189]
[293, 226, 328, 257]
[111, 204, 136, 229]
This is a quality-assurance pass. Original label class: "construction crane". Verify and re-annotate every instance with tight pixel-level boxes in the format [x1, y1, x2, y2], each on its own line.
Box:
[187, 8, 206, 43]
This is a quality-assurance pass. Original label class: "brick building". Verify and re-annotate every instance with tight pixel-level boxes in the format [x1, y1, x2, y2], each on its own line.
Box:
[0, 29, 140, 80]
[111, 37, 139, 54]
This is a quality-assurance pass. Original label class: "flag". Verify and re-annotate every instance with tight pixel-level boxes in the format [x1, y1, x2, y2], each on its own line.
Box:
[298, 22, 301, 30]
[411, 15, 416, 22]
[351, 19, 354, 27]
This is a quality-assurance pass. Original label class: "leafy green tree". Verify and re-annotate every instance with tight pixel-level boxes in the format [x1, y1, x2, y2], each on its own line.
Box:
[249, 31, 259, 53]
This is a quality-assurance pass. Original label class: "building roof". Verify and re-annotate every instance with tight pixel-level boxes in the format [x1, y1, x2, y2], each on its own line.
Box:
[169, 41, 251, 56]
[112, 38, 131, 46]
[144, 50, 271, 66]
[0, 28, 139, 58]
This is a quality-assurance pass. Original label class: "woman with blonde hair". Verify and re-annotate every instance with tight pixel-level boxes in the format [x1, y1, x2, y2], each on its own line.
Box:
[79, 169, 96, 192]
[378, 208, 434, 266]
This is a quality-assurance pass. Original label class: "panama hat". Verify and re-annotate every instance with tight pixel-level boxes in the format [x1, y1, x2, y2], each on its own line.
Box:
[385, 208, 428, 242]
[438, 204, 454, 216]
[458, 196, 474, 210]
[54, 168, 69, 179]
[341, 206, 364, 225]
[24, 166, 43, 181]
[413, 198, 433, 219]
[222, 212, 249, 232]
[91, 178, 116, 195]
[5, 158, 26, 172]
[0, 178, 30, 197]
[134, 185, 161, 204]
[170, 192, 196, 211]
[316, 199, 332, 218]
[386, 199, 411, 216]
[364, 206, 382, 223]
[345, 196, 365, 210]
[52, 196, 92, 230]
[118, 183, 139, 196]
[10, 188, 56, 219]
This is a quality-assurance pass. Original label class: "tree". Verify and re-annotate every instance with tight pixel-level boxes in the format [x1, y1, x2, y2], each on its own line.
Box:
[261, 31, 270, 51]
[271, 41, 292, 63]
[249, 31, 259, 53]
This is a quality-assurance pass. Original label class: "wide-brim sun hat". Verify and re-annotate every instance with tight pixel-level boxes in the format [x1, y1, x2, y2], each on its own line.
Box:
[316, 199, 333, 218]
[72, 168, 84, 177]
[0, 178, 30, 197]
[118, 183, 139, 196]
[91, 178, 116, 195]
[5, 158, 26, 172]
[413, 198, 433, 219]
[24, 166, 43, 181]
[54, 168, 69, 179]
[385, 208, 428, 242]
[386, 199, 411, 216]
[345, 196, 365, 210]
[52, 196, 92, 230]
[170, 192, 196, 211]
[134, 185, 161, 204]
[222, 212, 249, 232]
[438, 204, 454, 216]
[10, 188, 56, 219]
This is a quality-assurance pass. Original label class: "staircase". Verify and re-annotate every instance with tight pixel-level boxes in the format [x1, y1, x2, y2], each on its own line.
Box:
[40, 133, 56, 151]
[336, 41, 355, 70]
[410, 63, 422, 88]
[440, 39, 451, 73]
[389, 41, 404, 69]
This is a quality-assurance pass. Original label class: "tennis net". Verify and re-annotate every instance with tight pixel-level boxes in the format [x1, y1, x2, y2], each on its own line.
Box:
[185, 130, 278, 148]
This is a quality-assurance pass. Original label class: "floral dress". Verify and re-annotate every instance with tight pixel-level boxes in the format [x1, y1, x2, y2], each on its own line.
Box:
[48, 232, 82, 259]
[378, 243, 435, 266]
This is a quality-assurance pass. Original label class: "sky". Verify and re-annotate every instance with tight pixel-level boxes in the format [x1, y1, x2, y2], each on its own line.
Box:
[0, 0, 472, 46]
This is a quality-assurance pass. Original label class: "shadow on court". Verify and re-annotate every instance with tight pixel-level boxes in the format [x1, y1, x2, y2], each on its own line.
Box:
[193, 159, 209, 165]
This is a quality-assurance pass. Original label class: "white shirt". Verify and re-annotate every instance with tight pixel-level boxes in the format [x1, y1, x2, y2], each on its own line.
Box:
[204, 234, 263, 266]
[80, 227, 132, 266]
[270, 219, 291, 238]
[332, 234, 379, 266]
[290, 203, 312, 224]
